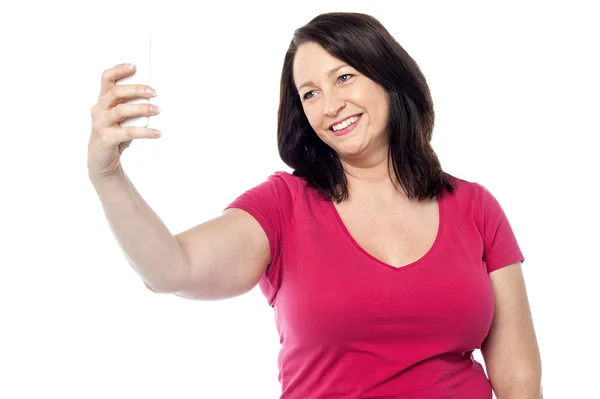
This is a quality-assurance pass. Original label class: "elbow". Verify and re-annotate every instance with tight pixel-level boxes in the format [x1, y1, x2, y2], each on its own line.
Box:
[144, 281, 159, 293]
[143, 244, 192, 294]
[143, 278, 187, 294]
[144, 263, 191, 293]
[142, 264, 191, 295]
[143, 279, 173, 294]
[491, 372, 543, 399]
[485, 347, 542, 398]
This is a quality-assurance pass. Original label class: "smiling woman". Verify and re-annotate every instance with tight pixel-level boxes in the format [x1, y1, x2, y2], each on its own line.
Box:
[89, 10, 542, 399]
[293, 42, 394, 163]
[277, 13, 446, 203]
[225, 12, 541, 398]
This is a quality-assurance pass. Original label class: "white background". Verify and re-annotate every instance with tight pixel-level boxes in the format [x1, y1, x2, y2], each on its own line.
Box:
[1, 1, 598, 398]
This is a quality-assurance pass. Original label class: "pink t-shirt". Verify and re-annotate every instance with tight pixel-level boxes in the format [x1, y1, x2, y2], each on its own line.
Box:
[224, 171, 524, 399]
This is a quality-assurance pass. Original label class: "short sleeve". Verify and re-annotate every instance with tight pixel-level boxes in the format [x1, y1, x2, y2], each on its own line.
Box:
[223, 172, 294, 280]
[475, 183, 525, 273]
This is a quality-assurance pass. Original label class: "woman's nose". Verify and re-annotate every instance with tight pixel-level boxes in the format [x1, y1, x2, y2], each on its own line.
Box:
[323, 91, 345, 116]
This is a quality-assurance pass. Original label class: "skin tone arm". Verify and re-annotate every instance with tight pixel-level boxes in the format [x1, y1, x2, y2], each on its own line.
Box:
[90, 168, 271, 299]
[89, 64, 271, 299]
[482, 262, 543, 399]
[90, 167, 191, 293]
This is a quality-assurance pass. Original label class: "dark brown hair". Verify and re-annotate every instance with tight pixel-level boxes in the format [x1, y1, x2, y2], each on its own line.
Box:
[277, 12, 454, 202]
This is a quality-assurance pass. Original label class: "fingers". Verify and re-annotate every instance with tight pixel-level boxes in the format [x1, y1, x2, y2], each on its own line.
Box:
[98, 126, 162, 147]
[97, 83, 157, 110]
[91, 63, 160, 138]
[109, 102, 160, 126]
[99, 63, 136, 99]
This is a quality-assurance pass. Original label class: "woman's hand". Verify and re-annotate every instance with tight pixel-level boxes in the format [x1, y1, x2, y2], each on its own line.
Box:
[88, 63, 160, 179]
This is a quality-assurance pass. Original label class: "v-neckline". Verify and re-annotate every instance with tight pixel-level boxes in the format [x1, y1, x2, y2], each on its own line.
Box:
[328, 191, 445, 272]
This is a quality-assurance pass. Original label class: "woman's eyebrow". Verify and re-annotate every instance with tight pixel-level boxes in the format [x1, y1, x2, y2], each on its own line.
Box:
[297, 64, 350, 91]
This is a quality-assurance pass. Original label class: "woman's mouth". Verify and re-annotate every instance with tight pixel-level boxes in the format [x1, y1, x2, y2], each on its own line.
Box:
[329, 114, 363, 137]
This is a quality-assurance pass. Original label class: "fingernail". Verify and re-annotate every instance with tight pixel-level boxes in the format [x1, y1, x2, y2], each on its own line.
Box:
[126, 63, 135, 69]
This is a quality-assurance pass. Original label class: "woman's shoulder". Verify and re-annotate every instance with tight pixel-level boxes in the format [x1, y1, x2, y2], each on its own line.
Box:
[230, 170, 311, 210]
[270, 170, 307, 185]
[265, 170, 313, 196]
[443, 172, 495, 207]
[446, 172, 488, 195]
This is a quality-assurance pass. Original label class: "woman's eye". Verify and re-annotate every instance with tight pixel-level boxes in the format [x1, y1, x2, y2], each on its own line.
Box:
[338, 74, 353, 83]
[303, 91, 316, 100]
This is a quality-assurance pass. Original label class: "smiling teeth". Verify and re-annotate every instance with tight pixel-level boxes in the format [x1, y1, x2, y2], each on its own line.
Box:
[332, 116, 359, 132]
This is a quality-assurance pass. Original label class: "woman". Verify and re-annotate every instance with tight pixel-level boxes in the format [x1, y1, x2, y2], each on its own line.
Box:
[88, 12, 542, 399]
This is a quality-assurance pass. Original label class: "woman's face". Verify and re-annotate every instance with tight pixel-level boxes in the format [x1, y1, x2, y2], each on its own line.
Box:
[293, 42, 390, 160]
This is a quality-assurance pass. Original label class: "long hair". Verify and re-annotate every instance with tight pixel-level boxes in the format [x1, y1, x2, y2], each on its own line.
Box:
[277, 12, 454, 202]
